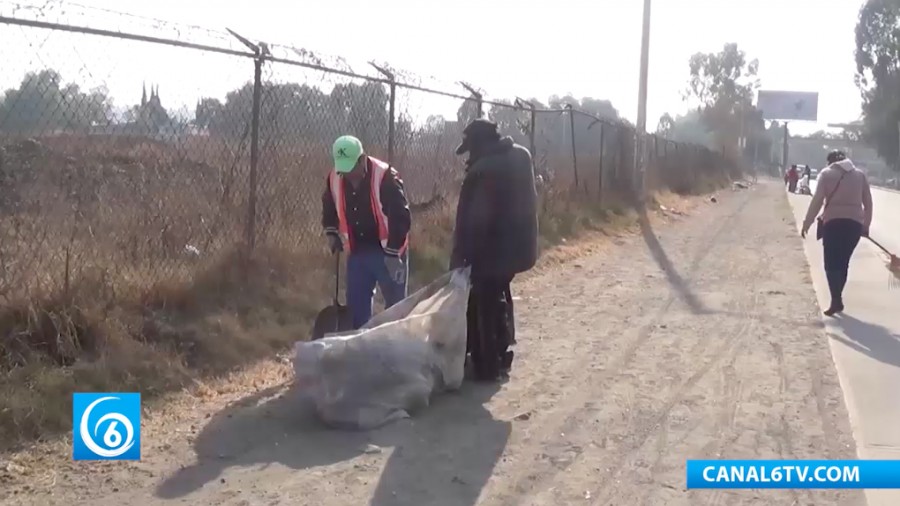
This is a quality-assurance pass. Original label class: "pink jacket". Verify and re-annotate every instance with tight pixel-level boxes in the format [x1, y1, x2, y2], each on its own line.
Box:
[802, 159, 873, 231]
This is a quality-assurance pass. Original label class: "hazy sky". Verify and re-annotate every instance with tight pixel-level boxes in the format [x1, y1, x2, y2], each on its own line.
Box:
[0, 0, 867, 134]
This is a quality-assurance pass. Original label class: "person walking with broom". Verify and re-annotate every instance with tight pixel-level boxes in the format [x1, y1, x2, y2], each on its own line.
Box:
[322, 135, 411, 329]
[801, 150, 873, 316]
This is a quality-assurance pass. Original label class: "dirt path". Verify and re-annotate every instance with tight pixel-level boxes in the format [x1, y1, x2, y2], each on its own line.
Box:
[1, 180, 864, 506]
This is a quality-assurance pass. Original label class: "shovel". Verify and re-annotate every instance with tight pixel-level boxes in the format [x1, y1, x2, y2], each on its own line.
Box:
[311, 252, 354, 340]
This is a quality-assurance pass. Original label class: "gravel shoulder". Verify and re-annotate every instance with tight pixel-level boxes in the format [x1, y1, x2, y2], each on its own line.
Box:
[1, 180, 863, 506]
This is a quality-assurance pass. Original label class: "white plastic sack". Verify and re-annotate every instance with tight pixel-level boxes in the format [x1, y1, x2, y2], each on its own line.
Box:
[292, 267, 471, 430]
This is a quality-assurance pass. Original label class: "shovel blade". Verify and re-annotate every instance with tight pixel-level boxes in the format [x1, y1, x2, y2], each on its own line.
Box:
[311, 304, 354, 341]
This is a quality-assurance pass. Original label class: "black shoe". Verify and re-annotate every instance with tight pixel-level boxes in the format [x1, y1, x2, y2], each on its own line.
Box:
[824, 302, 844, 317]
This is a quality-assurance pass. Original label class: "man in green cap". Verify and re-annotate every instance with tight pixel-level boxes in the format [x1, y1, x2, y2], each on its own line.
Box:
[322, 135, 412, 329]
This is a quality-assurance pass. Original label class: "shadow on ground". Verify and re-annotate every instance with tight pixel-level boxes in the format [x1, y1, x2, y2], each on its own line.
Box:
[637, 206, 712, 315]
[155, 381, 510, 506]
[830, 314, 900, 369]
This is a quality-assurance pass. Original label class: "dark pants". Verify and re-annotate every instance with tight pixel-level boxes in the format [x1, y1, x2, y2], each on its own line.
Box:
[466, 274, 515, 380]
[787, 180, 797, 192]
[822, 218, 863, 307]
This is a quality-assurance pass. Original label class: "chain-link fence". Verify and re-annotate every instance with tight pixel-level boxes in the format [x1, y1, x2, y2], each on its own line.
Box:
[0, 7, 737, 312]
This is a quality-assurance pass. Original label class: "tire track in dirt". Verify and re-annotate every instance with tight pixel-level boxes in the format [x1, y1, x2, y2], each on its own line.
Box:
[507, 189, 756, 425]
[514, 182, 850, 506]
[494, 189, 758, 504]
[768, 341, 810, 506]
[595, 231, 770, 506]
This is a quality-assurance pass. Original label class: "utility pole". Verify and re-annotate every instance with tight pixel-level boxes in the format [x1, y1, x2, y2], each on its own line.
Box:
[753, 137, 759, 169]
[634, 0, 652, 201]
[782, 122, 790, 171]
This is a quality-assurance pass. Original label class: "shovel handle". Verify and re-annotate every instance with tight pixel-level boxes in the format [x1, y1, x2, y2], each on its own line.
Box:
[334, 251, 341, 305]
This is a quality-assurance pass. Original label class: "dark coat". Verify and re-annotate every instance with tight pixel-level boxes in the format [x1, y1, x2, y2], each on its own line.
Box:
[450, 136, 538, 278]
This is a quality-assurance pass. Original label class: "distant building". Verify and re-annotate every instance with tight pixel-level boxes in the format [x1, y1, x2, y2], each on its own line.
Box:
[88, 83, 176, 139]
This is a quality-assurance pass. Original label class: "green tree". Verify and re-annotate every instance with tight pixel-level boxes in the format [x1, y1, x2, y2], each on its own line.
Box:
[685, 43, 762, 156]
[328, 81, 389, 147]
[194, 98, 223, 129]
[855, 0, 900, 168]
[488, 99, 529, 145]
[661, 110, 715, 147]
[657, 113, 676, 137]
[0, 69, 112, 134]
[205, 80, 387, 147]
[456, 98, 481, 127]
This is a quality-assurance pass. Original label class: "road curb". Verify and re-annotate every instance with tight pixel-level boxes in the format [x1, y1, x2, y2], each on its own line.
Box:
[873, 185, 900, 195]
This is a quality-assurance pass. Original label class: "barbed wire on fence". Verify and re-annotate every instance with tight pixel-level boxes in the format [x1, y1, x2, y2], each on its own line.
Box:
[0, 8, 736, 311]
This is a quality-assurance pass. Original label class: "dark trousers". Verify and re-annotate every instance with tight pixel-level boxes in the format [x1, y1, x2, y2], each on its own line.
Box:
[466, 274, 515, 380]
[822, 218, 863, 306]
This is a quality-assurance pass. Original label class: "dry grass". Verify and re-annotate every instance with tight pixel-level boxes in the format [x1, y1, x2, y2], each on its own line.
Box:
[0, 133, 738, 452]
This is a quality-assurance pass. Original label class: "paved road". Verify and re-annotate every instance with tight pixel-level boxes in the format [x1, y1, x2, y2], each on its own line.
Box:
[868, 187, 900, 257]
[789, 185, 900, 506]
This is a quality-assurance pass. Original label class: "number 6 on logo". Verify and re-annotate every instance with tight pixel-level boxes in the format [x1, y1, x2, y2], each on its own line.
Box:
[72, 393, 141, 461]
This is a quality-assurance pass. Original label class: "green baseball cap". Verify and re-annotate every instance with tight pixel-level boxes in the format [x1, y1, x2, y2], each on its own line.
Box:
[332, 135, 364, 173]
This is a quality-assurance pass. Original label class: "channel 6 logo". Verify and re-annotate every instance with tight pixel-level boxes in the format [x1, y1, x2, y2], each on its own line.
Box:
[72, 393, 141, 461]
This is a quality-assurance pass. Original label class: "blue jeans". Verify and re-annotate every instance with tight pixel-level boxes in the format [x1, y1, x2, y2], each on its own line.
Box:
[346, 249, 409, 329]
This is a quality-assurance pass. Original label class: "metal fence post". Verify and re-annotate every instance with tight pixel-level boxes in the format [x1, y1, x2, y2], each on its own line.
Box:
[246, 55, 262, 256]
[227, 28, 264, 258]
[528, 105, 536, 157]
[516, 98, 536, 156]
[516, 97, 538, 179]
[565, 104, 579, 190]
[370, 63, 396, 167]
[598, 122, 605, 201]
[588, 118, 604, 203]
[460, 82, 483, 119]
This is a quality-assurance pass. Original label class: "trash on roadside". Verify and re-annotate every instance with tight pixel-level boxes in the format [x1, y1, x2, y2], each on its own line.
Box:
[292, 268, 472, 430]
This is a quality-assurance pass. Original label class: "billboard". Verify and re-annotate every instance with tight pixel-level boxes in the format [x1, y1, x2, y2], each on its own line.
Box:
[757, 90, 819, 121]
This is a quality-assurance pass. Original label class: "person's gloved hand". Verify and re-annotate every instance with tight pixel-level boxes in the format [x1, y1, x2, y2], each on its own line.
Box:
[326, 234, 343, 254]
[384, 255, 407, 284]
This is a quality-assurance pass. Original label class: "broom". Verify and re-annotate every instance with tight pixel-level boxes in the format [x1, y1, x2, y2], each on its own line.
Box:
[866, 237, 900, 289]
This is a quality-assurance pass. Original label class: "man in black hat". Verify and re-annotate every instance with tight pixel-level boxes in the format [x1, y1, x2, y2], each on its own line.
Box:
[451, 118, 539, 381]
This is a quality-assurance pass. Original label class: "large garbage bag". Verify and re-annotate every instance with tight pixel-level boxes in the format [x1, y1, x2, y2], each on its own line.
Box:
[292, 267, 472, 430]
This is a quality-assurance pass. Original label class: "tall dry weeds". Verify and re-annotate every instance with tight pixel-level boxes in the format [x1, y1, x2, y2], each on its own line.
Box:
[0, 133, 737, 451]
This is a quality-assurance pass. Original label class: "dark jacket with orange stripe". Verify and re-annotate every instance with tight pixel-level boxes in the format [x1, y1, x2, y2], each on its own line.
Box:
[322, 156, 411, 257]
